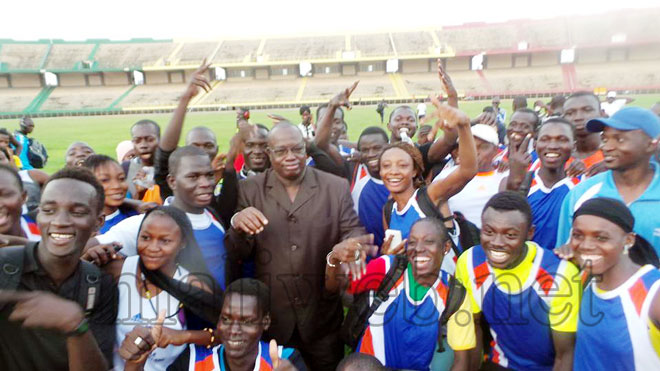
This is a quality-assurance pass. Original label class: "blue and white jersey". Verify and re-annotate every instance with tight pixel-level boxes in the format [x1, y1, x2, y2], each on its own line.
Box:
[527, 170, 580, 250]
[96, 199, 227, 289]
[557, 162, 660, 252]
[20, 215, 40, 241]
[351, 164, 389, 247]
[101, 208, 137, 234]
[575, 265, 660, 371]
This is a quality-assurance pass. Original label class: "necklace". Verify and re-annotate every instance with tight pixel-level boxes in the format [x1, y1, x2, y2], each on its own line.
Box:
[139, 264, 183, 319]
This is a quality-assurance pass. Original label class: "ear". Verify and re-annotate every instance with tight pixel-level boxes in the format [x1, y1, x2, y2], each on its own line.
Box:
[166, 173, 176, 192]
[624, 232, 636, 249]
[527, 224, 536, 241]
[21, 190, 27, 205]
[262, 313, 271, 331]
[442, 239, 452, 256]
[93, 211, 105, 233]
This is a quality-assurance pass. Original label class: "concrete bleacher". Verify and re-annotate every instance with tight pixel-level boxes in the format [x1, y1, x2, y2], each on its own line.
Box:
[45, 43, 95, 70]
[303, 75, 395, 100]
[171, 41, 218, 65]
[518, 20, 568, 49]
[0, 43, 48, 70]
[575, 60, 660, 90]
[40, 86, 129, 111]
[213, 40, 261, 63]
[119, 84, 187, 108]
[263, 36, 344, 61]
[482, 66, 565, 95]
[392, 32, 434, 55]
[204, 79, 300, 105]
[95, 42, 176, 69]
[438, 24, 518, 53]
[0, 88, 41, 112]
[352, 34, 393, 57]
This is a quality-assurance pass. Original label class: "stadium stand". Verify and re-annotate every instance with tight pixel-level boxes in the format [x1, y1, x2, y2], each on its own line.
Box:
[44, 43, 95, 70]
[95, 41, 176, 69]
[0, 9, 659, 116]
[0, 43, 49, 70]
[352, 33, 393, 57]
[213, 40, 261, 64]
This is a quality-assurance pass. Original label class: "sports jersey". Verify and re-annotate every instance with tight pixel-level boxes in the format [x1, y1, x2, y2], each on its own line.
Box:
[100, 208, 137, 234]
[96, 199, 227, 288]
[13, 132, 32, 170]
[351, 164, 389, 247]
[348, 255, 475, 370]
[455, 242, 580, 370]
[556, 162, 660, 251]
[387, 188, 457, 273]
[493, 145, 538, 169]
[526, 170, 580, 250]
[20, 215, 40, 241]
[169, 341, 305, 371]
[435, 167, 508, 228]
[575, 265, 660, 371]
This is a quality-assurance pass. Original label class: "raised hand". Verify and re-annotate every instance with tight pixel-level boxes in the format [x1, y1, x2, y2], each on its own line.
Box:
[429, 95, 470, 131]
[585, 160, 607, 177]
[81, 242, 123, 266]
[437, 59, 457, 104]
[329, 81, 359, 110]
[267, 114, 289, 125]
[330, 234, 376, 280]
[269, 339, 297, 371]
[507, 134, 533, 189]
[565, 160, 586, 178]
[231, 207, 269, 235]
[212, 152, 227, 182]
[183, 59, 212, 100]
[381, 234, 407, 256]
[119, 310, 166, 364]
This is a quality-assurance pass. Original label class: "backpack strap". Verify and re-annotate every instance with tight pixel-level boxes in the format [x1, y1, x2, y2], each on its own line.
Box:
[0, 246, 26, 312]
[383, 198, 395, 229]
[436, 275, 467, 352]
[416, 188, 461, 256]
[78, 261, 102, 316]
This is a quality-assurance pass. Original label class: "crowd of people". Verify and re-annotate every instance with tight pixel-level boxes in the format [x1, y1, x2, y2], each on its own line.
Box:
[0, 57, 659, 371]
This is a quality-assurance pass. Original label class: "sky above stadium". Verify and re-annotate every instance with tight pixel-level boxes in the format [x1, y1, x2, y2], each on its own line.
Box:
[3, 0, 659, 40]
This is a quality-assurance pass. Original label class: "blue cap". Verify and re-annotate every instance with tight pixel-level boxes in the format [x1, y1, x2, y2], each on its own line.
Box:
[587, 107, 660, 138]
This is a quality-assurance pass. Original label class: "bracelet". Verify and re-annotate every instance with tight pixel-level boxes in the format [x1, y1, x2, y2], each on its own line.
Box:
[204, 327, 215, 349]
[65, 317, 89, 337]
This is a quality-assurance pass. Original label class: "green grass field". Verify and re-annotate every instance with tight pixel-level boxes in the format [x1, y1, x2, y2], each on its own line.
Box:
[2, 94, 659, 174]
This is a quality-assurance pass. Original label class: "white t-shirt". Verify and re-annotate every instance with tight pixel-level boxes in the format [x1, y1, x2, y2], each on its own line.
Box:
[417, 103, 427, 116]
[434, 166, 508, 228]
[601, 99, 626, 117]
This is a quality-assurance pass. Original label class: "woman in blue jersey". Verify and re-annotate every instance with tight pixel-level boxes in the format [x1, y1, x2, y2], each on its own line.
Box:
[568, 197, 660, 370]
[83, 155, 139, 233]
[379, 100, 477, 256]
[326, 218, 476, 371]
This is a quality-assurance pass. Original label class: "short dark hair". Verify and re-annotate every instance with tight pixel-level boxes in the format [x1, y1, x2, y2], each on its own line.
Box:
[225, 278, 271, 317]
[411, 217, 449, 244]
[513, 95, 528, 109]
[549, 95, 566, 110]
[483, 191, 533, 229]
[168, 145, 208, 176]
[388, 105, 416, 123]
[131, 119, 161, 138]
[82, 154, 119, 172]
[482, 106, 495, 113]
[540, 117, 575, 139]
[0, 163, 23, 192]
[337, 353, 385, 371]
[357, 126, 389, 149]
[0, 128, 10, 136]
[299, 105, 311, 115]
[513, 108, 541, 131]
[45, 167, 105, 214]
[566, 91, 601, 110]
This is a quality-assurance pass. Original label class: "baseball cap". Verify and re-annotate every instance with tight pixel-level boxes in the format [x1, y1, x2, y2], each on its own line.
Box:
[607, 91, 617, 98]
[471, 124, 499, 146]
[586, 106, 660, 138]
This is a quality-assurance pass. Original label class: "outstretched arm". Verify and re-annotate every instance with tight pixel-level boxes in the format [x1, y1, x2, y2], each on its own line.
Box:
[160, 61, 212, 152]
[314, 81, 358, 166]
[427, 100, 477, 205]
[427, 59, 460, 163]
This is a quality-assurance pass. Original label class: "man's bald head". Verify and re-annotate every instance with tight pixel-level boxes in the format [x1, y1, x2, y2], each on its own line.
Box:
[267, 121, 303, 146]
[186, 126, 218, 160]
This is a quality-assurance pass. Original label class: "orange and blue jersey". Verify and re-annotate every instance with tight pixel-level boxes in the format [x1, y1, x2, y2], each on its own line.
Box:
[348, 255, 476, 370]
[456, 242, 580, 371]
[575, 265, 660, 371]
[184, 341, 304, 371]
[526, 170, 580, 249]
[351, 164, 389, 247]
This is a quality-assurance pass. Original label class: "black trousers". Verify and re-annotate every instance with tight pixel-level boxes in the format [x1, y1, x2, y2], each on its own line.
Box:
[287, 326, 344, 371]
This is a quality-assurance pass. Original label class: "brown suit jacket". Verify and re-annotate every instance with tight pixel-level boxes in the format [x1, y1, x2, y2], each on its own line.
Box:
[226, 167, 365, 344]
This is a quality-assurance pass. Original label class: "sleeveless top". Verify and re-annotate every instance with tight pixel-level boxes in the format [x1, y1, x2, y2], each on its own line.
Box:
[114, 256, 189, 371]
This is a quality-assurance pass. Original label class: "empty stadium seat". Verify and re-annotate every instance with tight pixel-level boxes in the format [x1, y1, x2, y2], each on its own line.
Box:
[40, 86, 130, 111]
[171, 41, 218, 65]
[119, 84, 188, 108]
[45, 43, 95, 70]
[0, 88, 41, 112]
[575, 61, 660, 90]
[0, 44, 48, 70]
[95, 42, 176, 69]
[213, 40, 261, 63]
[263, 36, 344, 61]
[438, 24, 518, 53]
[392, 32, 434, 55]
[204, 79, 301, 105]
[352, 34, 393, 57]
[303, 75, 396, 100]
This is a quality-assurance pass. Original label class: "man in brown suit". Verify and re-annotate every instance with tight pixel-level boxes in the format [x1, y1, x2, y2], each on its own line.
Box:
[227, 122, 366, 371]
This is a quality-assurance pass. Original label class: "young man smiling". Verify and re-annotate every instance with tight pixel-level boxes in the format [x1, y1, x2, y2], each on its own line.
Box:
[0, 167, 117, 370]
[455, 191, 580, 371]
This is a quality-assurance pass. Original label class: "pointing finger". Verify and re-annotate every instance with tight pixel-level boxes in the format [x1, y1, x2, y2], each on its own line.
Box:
[269, 339, 280, 368]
